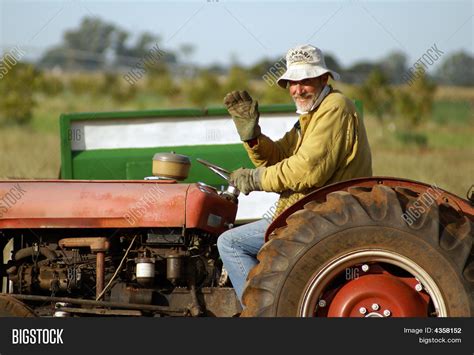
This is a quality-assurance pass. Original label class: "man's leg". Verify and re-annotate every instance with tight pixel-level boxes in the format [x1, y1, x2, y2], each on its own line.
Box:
[217, 218, 270, 304]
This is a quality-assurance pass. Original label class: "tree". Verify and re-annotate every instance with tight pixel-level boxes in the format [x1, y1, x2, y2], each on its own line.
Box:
[379, 51, 408, 84]
[179, 43, 195, 61]
[178, 43, 196, 78]
[324, 53, 342, 74]
[115, 31, 165, 68]
[207, 63, 227, 75]
[64, 17, 115, 54]
[395, 68, 437, 127]
[40, 17, 117, 70]
[248, 57, 279, 79]
[435, 51, 474, 87]
[355, 68, 393, 123]
[343, 61, 381, 84]
[412, 70, 436, 119]
[39, 17, 177, 71]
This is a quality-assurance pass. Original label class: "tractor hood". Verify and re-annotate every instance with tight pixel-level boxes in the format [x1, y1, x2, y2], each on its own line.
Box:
[0, 180, 237, 234]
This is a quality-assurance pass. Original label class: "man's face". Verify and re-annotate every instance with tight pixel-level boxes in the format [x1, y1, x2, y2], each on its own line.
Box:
[288, 75, 327, 112]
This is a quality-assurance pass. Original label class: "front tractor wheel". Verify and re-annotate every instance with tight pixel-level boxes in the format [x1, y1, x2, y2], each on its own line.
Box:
[242, 185, 473, 317]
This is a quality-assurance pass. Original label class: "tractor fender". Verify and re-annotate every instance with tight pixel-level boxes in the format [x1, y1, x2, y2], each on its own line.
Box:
[265, 176, 474, 241]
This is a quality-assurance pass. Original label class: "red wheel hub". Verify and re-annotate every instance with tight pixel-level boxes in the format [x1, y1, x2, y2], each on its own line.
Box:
[326, 273, 430, 317]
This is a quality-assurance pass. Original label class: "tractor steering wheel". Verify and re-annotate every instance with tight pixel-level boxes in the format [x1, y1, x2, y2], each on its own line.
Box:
[196, 158, 231, 182]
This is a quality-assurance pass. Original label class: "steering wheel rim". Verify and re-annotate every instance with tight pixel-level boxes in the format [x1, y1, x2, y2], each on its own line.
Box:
[196, 158, 231, 182]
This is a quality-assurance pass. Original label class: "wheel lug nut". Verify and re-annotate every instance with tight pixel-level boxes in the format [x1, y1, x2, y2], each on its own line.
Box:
[318, 299, 326, 308]
[361, 264, 369, 272]
[383, 309, 391, 317]
[371, 303, 380, 311]
[415, 283, 423, 292]
[359, 307, 367, 315]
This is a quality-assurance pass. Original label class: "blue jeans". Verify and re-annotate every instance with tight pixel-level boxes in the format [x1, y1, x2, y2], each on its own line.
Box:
[217, 219, 270, 305]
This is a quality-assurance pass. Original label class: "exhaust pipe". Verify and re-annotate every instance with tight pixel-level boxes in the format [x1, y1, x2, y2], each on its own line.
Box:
[58, 237, 110, 299]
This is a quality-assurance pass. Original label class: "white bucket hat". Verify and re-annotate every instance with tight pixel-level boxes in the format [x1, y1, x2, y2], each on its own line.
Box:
[277, 44, 340, 88]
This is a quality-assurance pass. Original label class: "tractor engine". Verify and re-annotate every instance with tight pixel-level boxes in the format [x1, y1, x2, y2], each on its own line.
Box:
[4, 228, 228, 316]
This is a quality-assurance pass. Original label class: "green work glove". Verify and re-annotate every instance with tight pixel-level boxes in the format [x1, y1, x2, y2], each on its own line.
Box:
[229, 167, 264, 195]
[224, 90, 261, 141]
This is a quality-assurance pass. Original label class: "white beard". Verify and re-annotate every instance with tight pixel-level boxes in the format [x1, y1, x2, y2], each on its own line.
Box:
[293, 85, 331, 114]
[293, 95, 316, 113]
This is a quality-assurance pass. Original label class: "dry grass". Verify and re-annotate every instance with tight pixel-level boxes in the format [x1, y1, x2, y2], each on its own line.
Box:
[0, 126, 60, 179]
[0, 87, 472, 198]
[370, 144, 473, 198]
[335, 83, 474, 103]
[434, 86, 474, 102]
[364, 116, 473, 197]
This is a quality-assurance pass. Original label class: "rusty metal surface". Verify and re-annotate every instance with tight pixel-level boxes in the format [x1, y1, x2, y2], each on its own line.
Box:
[109, 284, 154, 305]
[57, 307, 142, 317]
[96, 252, 105, 299]
[58, 237, 110, 252]
[167, 287, 242, 317]
[8, 289, 241, 316]
[36, 266, 71, 292]
[199, 287, 242, 317]
[0, 179, 188, 229]
[266, 176, 474, 241]
[8, 293, 188, 315]
[57, 307, 142, 316]
[57, 237, 110, 298]
[185, 184, 238, 235]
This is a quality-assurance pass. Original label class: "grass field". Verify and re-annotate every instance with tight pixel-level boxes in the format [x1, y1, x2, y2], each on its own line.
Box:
[0, 86, 472, 198]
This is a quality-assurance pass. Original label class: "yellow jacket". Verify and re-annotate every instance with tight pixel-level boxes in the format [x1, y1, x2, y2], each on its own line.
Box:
[244, 87, 372, 219]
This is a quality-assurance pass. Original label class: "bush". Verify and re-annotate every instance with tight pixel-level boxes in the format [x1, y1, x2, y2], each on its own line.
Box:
[395, 130, 428, 148]
[103, 72, 137, 102]
[69, 74, 101, 95]
[222, 66, 250, 93]
[35, 74, 64, 96]
[0, 61, 38, 125]
[394, 90, 418, 126]
[259, 83, 292, 104]
[147, 72, 180, 98]
[182, 70, 222, 107]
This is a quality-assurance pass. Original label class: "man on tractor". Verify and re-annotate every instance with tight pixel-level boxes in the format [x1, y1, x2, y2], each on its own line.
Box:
[218, 44, 373, 306]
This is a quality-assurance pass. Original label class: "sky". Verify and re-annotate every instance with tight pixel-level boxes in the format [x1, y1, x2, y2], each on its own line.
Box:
[0, 0, 472, 71]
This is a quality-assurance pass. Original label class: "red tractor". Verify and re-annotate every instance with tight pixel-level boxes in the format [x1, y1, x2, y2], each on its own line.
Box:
[0, 156, 472, 317]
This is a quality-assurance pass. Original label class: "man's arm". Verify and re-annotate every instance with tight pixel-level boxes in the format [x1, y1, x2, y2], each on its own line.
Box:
[243, 128, 299, 167]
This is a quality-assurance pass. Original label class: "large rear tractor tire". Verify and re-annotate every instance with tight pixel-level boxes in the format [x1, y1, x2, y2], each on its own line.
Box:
[242, 184, 473, 317]
[0, 295, 37, 317]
